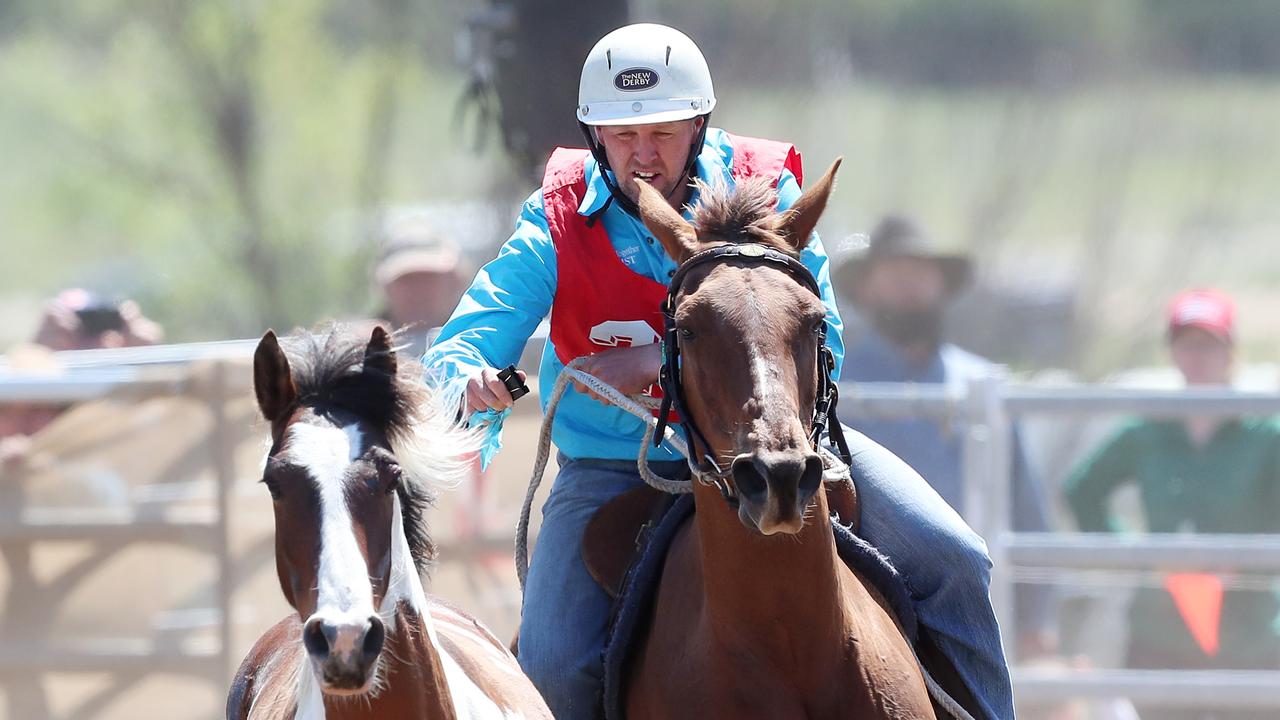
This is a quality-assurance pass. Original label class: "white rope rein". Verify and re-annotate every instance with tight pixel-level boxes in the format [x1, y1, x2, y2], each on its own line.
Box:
[514, 359, 853, 591]
[514, 358, 694, 591]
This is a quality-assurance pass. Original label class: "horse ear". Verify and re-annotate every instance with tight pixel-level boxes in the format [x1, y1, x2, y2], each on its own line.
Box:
[779, 157, 842, 252]
[635, 178, 699, 263]
[254, 330, 297, 423]
[364, 325, 397, 377]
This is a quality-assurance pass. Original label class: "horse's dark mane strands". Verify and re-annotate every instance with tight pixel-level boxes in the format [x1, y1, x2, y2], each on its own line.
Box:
[281, 326, 439, 573]
[689, 176, 797, 256]
[283, 328, 421, 439]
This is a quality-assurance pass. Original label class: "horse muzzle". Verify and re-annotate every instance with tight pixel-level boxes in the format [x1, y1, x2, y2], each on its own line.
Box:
[303, 612, 386, 694]
[731, 450, 823, 535]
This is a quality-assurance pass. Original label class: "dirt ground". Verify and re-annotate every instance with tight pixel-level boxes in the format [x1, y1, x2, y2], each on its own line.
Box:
[0, 362, 554, 719]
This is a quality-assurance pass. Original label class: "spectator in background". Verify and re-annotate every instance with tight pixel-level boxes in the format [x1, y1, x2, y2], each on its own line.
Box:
[373, 216, 468, 359]
[1064, 288, 1280, 720]
[834, 214, 1055, 656]
[1, 289, 163, 461]
[32, 288, 163, 352]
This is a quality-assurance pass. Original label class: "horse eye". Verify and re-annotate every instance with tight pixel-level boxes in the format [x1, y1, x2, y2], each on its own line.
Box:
[811, 319, 826, 336]
[678, 327, 695, 340]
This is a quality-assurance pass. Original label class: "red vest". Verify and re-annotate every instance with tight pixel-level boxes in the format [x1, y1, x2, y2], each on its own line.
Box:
[543, 133, 803, 378]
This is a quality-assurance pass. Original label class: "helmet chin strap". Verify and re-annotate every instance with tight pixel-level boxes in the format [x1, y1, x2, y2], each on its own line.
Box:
[577, 115, 712, 219]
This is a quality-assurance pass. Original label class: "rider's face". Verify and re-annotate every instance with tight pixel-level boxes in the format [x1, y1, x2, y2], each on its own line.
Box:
[595, 118, 703, 208]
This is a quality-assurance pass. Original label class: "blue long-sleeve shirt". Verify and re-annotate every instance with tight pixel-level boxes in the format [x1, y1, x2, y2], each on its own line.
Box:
[423, 128, 845, 461]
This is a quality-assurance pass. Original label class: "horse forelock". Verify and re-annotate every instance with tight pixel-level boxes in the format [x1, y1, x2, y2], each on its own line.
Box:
[282, 327, 415, 440]
[689, 176, 794, 255]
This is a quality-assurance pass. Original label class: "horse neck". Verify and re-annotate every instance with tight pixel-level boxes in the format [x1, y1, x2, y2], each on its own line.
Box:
[298, 494, 459, 720]
[693, 483, 848, 645]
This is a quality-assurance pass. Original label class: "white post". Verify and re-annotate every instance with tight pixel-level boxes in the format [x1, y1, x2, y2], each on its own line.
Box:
[209, 361, 236, 687]
[967, 374, 1015, 663]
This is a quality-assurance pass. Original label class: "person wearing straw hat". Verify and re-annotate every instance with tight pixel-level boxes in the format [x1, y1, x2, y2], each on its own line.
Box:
[424, 25, 1015, 719]
[835, 214, 1056, 657]
[373, 215, 468, 358]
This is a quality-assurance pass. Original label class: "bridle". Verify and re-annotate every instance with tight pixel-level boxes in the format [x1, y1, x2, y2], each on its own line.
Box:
[651, 242, 853, 505]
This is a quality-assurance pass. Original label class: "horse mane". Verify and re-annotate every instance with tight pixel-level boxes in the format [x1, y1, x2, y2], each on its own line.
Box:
[282, 325, 479, 573]
[689, 176, 796, 256]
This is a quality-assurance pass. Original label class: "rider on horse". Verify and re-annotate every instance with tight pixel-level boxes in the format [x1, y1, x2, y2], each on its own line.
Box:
[424, 23, 1016, 720]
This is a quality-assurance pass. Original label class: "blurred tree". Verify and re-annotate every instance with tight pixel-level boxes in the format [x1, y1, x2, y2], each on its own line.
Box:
[1148, 0, 1280, 74]
[457, 0, 630, 181]
[0, 0, 484, 339]
[3, 0, 1280, 369]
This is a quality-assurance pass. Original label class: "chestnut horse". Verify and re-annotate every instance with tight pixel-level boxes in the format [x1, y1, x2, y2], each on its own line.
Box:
[228, 327, 550, 719]
[624, 166, 937, 718]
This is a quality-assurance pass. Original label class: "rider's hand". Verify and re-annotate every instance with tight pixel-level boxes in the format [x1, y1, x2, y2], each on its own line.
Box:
[466, 366, 528, 413]
[574, 343, 662, 404]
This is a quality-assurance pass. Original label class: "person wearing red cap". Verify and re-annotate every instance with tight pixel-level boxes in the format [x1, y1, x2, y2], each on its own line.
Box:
[1064, 287, 1280, 720]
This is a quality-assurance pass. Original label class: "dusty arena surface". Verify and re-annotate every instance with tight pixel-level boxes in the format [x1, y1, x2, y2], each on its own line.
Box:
[0, 361, 551, 719]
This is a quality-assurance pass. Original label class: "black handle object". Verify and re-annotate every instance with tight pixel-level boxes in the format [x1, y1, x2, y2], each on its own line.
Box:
[497, 365, 530, 401]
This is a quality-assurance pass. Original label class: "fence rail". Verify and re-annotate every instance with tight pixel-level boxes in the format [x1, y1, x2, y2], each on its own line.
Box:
[0, 344, 523, 719]
[6, 346, 1280, 712]
[1007, 532, 1280, 571]
[1013, 668, 1280, 708]
[836, 377, 1280, 709]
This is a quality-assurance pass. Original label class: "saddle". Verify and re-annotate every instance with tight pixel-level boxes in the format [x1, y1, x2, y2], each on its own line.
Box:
[582, 474, 983, 720]
[582, 476, 861, 599]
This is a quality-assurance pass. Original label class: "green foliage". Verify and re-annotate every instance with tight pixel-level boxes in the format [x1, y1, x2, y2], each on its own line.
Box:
[647, 0, 1280, 87]
[0, 0, 499, 343]
[3, 1, 1280, 375]
[714, 76, 1280, 376]
[1146, 0, 1280, 74]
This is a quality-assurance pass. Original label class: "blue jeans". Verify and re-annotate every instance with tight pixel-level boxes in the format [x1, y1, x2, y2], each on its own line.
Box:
[517, 430, 1015, 720]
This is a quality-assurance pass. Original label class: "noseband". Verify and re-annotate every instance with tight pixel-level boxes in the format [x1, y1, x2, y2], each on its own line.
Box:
[652, 242, 853, 505]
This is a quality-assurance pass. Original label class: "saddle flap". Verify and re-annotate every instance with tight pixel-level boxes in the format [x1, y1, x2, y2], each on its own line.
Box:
[583, 485, 668, 599]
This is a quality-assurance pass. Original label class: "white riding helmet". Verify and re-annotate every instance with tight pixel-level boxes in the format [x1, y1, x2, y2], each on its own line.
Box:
[577, 23, 716, 127]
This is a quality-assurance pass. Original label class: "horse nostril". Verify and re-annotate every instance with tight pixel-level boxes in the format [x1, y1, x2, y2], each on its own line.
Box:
[731, 455, 768, 503]
[799, 454, 823, 499]
[362, 616, 386, 662]
[303, 617, 332, 660]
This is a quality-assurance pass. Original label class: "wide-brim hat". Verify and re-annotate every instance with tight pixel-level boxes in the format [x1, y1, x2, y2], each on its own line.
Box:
[374, 217, 462, 286]
[834, 214, 973, 301]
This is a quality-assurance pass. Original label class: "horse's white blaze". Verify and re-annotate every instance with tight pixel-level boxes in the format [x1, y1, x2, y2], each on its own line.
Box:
[291, 422, 373, 625]
[289, 421, 369, 720]
[749, 350, 783, 409]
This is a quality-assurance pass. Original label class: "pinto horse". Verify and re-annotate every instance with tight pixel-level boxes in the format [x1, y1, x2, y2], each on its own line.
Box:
[624, 166, 938, 719]
[228, 327, 550, 720]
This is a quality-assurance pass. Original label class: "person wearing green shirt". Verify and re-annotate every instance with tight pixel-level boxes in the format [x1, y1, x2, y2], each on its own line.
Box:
[1064, 288, 1280, 720]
